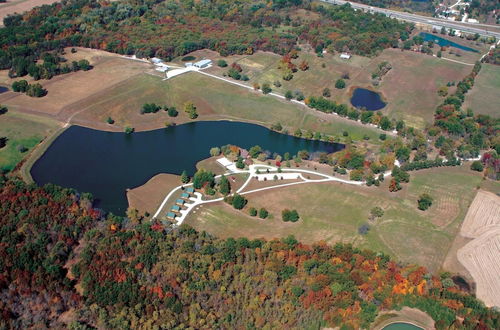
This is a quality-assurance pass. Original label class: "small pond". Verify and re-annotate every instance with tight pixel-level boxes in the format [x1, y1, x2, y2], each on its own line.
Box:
[350, 88, 386, 111]
[382, 322, 423, 330]
[0, 86, 8, 94]
[419, 32, 479, 53]
[31, 121, 344, 215]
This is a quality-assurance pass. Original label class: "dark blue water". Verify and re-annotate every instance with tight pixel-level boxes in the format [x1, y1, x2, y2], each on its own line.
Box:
[420, 32, 479, 53]
[350, 88, 386, 111]
[0, 86, 8, 93]
[383, 322, 423, 330]
[31, 121, 344, 215]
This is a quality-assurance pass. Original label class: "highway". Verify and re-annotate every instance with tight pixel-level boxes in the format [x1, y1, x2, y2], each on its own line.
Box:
[320, 0, 500, 39]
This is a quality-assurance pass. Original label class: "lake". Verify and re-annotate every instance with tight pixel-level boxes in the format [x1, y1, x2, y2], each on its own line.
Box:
[383, 322, 423, 330]
[420, 32, 479, 53]
[350, 88, 386, 111]
[31, 121, 344, 215]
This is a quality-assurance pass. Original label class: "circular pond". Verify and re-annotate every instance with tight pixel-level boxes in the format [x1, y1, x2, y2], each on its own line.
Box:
[350, 88, 386, 111]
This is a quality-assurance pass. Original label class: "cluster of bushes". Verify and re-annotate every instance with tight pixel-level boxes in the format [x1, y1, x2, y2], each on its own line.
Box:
[282, 209, 300, 222]
[249, 207, 269, 219]
[140, 103, 178, 117]
[224, 193, 247, 210]
[11, 80, 47, 97]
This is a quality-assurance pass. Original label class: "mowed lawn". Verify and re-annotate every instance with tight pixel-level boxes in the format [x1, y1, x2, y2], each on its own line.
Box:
[464, 63, 500, 117]
[185, 165, 482, 271]
[74, 72, 383, 141]
[0, 111, 59, 171]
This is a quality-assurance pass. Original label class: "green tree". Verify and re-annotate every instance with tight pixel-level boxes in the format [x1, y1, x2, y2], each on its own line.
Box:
[210, 147, 221, 157]
[232, 194, 247, 209]
[249, 207, 257, 216]
[181, 170, 190, 184]
[193, 169, 215, 189]
[184, 102, 198, 119]
[106, 117, 114, 124]
[217, 59, 228, 67]
[124, 126, 134, 134]
[218, 176, 231, 196]
[417, 193, 433, 211]
[285, 90, 293, 100]
[258, 208, 268, 219]
[167, 107, 178, 117]
[262, 83, 272, 94]
[335, 79, 346, 89]
[470, 161, 483, 172]
[248, 145, 262, 158]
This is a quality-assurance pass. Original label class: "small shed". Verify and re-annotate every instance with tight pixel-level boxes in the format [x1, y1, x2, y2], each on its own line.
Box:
[166, 212, 176, 219]
[176, 199, 185, 206]
[340, 53, 351, 60]
[181, 193, 190, 199]
[185, 187, 195, 194]
[171, 205, 181, 212]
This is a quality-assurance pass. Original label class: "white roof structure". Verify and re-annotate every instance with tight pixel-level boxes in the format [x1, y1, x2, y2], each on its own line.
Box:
[193, 59, 212, 68]
[151, 57, 162, 64]
[340, 53, 351, 59]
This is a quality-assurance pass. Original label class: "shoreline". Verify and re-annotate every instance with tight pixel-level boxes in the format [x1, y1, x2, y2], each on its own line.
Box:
[19, 124, 68, 184]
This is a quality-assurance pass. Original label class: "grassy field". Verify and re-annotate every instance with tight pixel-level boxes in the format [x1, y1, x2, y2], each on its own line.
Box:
[73, 72, 383, 141]
[464, 63, 500, 117]
[0, 111, 59, 172]
[0, 48, 149, 118]
[185, 165, 483, 271]
[198, 46, 479, 129]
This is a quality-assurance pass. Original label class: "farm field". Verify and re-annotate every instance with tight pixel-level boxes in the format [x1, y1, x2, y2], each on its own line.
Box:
[72, 72, 384, 141]
[463, 63, 500, 117]
[185, 165, 483, 271]
[0, 110, 59, 172]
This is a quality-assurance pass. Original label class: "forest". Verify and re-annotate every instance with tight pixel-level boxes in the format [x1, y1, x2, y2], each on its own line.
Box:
[0, 177, 499, 329]
[0, 0, 411, 76]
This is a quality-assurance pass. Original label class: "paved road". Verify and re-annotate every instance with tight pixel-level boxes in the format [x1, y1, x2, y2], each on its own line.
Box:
[320, 0, 500, 39]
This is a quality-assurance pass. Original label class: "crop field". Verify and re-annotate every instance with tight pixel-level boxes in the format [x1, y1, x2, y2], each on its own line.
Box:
[458, 228, 500, 308]
[73, 72, 383, 141]
[0, 111, 59, 171]
[464, 63, 500, 117]
[185, 165, 483, 271]
[460, 190, 500, 238]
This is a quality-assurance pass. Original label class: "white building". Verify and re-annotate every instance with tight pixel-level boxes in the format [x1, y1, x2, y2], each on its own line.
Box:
[193, 59, 212, 68]
[340, 53, 351, 60]
[151, 57, 162, 64]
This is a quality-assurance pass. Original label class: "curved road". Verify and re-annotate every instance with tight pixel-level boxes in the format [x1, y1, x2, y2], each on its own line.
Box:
[320, 0, 500, 39]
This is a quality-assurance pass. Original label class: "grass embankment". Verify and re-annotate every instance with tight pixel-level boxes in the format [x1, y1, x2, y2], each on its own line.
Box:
[0, 111, 60, 173]
[185, 165, 483, 271]
[73, 72, 383, 141]
[464, 63, 500, 117]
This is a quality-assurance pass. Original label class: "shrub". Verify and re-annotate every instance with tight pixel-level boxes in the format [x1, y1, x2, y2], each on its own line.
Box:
[141, 103, 161, 114]
[249, 207, 257, 216]
[370, 207, 384, 218]
[417, 193, 433, 211]
[285, 90, 293, 100]
[259, 208, 269, 219]
[358, 223, 370, 235]
[0, 105, 7, 115]
[124, 126, 134, 134]
[470, 161, 483, 172]
[217, 59, 228, 67]
[282, 209, 299, 222]
[209, 147, 221, 157]
[17, 144, 28, 153]
[106, 117, 114, 124]
[262, 83, 272, 94]
[322, 88, 331, 97]
[167, 107, 178, 117]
